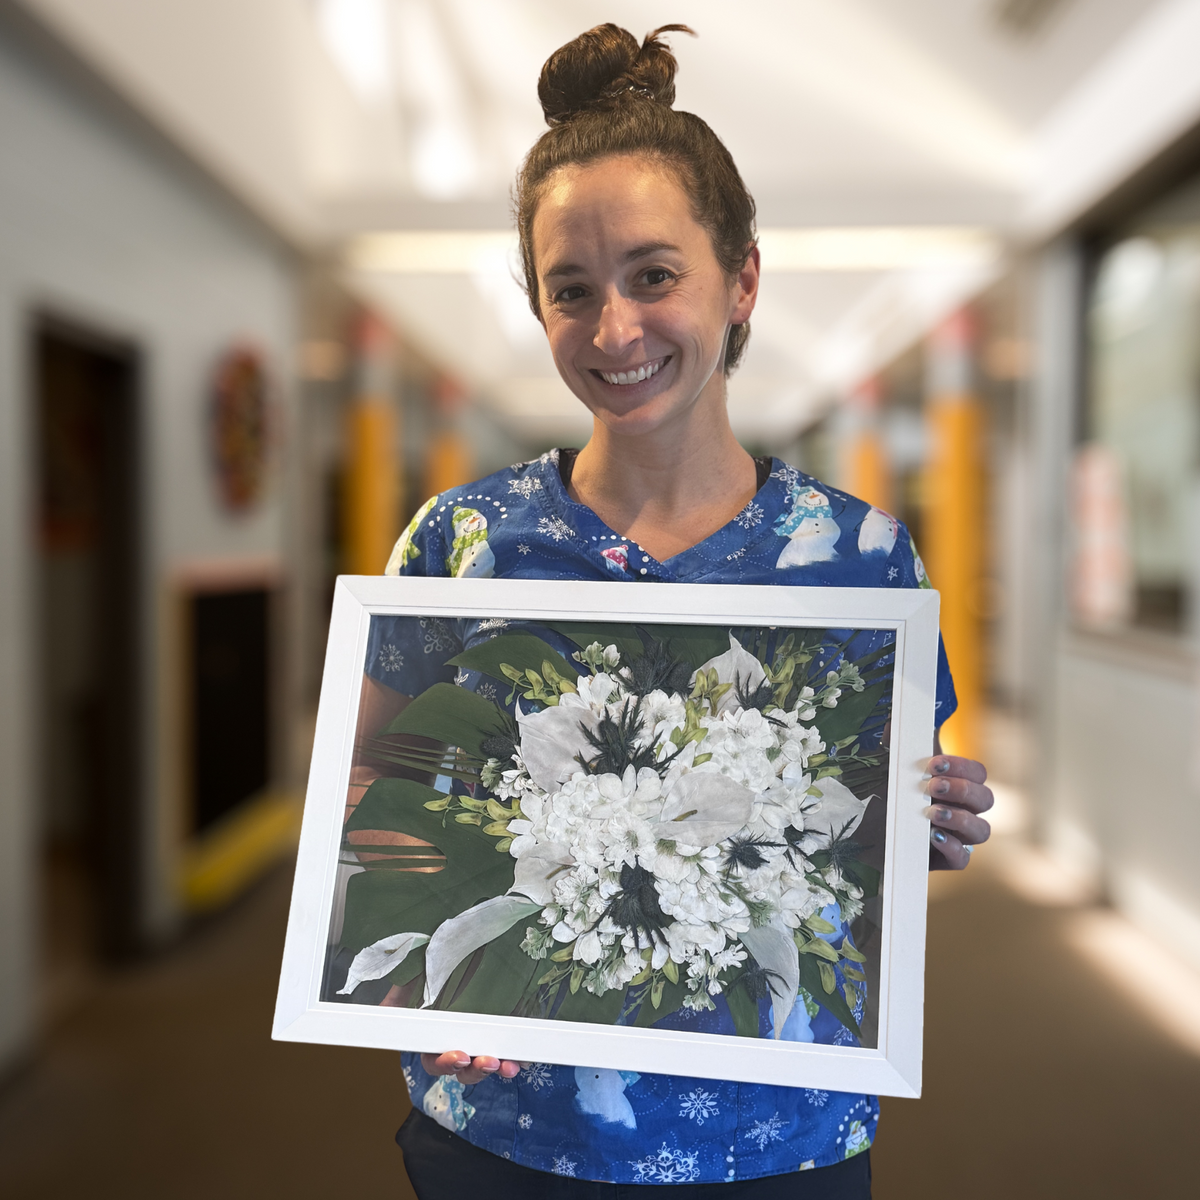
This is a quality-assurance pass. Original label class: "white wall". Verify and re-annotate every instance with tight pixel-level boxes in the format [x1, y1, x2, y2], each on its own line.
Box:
[0, 12, 298, 1071]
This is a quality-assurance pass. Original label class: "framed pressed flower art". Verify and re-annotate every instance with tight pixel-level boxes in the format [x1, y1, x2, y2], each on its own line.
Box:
[273, 576, 940, 1098]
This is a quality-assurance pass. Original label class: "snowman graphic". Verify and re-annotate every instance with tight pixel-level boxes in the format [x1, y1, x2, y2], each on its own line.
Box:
[775, 487, 841, 569]
[857, 506, 899, 556]
[843, 1120, 870, 1158]
[574, 1066, 640, 1129]
[445, 506, 495, 578]
[422, 1074, 476, 1132]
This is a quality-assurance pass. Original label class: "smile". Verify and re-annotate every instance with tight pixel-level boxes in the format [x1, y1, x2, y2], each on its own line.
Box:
[592, 357, 669, 386]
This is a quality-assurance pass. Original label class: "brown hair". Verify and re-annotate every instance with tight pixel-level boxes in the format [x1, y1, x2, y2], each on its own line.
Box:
[515, 24, 758, 374]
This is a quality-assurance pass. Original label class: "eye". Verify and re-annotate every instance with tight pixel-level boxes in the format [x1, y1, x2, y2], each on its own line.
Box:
[554, 284, 588, 304]
[641, 267, 674, 287]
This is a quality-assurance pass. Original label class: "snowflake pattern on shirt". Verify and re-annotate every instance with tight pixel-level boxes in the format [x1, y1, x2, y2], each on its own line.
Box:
[369, 452, 957, 1185]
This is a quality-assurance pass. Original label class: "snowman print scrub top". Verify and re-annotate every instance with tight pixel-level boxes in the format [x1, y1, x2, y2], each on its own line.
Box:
[373, 449, 956, 1185]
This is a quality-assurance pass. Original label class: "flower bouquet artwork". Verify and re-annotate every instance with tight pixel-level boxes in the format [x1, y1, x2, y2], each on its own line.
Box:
[274, 577, 939, 1096]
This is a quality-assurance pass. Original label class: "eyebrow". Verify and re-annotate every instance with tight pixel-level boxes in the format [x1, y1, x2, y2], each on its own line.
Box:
[543, 241, 683, 279]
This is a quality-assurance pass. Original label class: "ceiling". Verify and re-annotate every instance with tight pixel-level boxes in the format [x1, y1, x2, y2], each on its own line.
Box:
[18, 0, 1196, 443]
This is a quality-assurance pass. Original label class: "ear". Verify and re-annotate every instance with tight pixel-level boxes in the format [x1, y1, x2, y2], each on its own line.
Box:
[730, 244, 760, 326]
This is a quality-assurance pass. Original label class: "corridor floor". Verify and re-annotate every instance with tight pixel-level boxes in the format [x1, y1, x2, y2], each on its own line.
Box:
[1, 834, 1197, 1197]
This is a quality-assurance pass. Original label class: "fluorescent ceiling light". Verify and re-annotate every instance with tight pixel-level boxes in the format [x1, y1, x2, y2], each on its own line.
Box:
[313, 0, 393, 103]
[756, 227, 1001, 271]
[348, 228, 1002, 275]
[348, 231, 516, 273]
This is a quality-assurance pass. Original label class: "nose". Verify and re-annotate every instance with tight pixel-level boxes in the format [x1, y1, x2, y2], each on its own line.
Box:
[593, 289, 643, 358]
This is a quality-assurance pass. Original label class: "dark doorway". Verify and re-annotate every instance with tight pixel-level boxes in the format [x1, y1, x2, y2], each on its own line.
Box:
[189, 588, 271, 833]
[35, 316, 142, 998]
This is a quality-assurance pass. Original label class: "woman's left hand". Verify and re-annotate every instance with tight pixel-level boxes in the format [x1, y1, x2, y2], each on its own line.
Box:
[925, 754, 992, 870]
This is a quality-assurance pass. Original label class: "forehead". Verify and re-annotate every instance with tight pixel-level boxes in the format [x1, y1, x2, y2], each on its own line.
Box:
[531, 157, 706, 265]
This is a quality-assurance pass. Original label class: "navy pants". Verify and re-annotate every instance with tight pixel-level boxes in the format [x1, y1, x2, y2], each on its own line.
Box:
[397, 1110, 872, 1199]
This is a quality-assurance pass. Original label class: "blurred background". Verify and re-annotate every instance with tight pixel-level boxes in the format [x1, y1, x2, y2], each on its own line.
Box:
[2, 0, 1200, 1196]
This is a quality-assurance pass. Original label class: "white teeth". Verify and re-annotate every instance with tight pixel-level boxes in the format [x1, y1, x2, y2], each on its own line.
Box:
[600, 359, 663, 386]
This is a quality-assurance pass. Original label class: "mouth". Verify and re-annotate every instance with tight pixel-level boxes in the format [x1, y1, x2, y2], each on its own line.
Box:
[590, 356, 670, 387]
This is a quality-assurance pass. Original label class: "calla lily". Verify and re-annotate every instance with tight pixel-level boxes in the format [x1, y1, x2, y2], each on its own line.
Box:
[654, 772, 755, 848]
[422, 895, 542, 1007]
[510, 841, 574, 906]
[695, 635, 767, 715]
[805, 776, 871, 841]
[739, 922, 800, 1039]
[516, 700, 601, 792]
[337, 931, 430, 995]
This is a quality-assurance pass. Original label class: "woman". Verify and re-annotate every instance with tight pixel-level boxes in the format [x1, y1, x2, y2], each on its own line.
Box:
[378, 23, 992, 1198]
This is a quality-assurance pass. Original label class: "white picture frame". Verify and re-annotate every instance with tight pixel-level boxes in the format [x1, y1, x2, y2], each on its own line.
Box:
[273, 576, 940, 1099]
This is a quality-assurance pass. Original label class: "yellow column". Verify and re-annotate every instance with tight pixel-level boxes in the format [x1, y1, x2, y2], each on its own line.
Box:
[423, 374, 474, 499]
[840, 376, 893, 513]
[343, 311, 401, 576]
[921, 312, 985, 760]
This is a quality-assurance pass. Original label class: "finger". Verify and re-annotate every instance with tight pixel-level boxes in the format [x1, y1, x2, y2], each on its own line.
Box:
[498, 1060, 522, 1079]
[925, 774, 993, 815]
[928, 826, 972, 870]
[924, 804, 991, 846]
[928, 755, 987, 785]
[422, 1051, 471, 1076]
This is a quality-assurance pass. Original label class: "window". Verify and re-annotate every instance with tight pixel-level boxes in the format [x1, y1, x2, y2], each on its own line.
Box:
[1079, 174, 1200, 634]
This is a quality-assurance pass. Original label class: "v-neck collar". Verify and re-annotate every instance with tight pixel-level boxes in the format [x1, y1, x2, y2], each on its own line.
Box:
[535, 449, 790, 576]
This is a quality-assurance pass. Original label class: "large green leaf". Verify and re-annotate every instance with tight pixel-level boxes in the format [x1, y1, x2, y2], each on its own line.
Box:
[382, 683, 507, 755]
[798, 954, 861, 1039]
[725, 982, 761, 1038]
[554, 980, 628, 1025]
[446, 920, 544, 1016]
[544, 622, 646, 662]
[341, 777, 515, 952]
[448, 634, 578, 685]
[812, 681, 890, 746]
[652, 624, 736, 670]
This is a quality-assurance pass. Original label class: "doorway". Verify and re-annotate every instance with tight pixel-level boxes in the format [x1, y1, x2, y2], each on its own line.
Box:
[34, 316, 142, 1016]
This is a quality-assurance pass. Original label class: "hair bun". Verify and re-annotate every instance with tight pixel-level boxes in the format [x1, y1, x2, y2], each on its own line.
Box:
[538, 23, 694, 126]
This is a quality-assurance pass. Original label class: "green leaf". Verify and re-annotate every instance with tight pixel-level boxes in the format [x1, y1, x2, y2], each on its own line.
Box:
[448, 632, 579, 686]
[812, 681, 890, 746]
[799, 954, 861, 1039]
[446, 919, 544, 1017]
[382, 683, 507, 756]
[341, 777, 515, 951]
[554, 981, 628, 1025]
[633, 973, 689, 1026]
[725, 981, 760, 1038]
[544, 622, 646, 662]
[818, 960, 836, 994]
[654, 625, 737, 669]
[662, 958, 679, 985]
[798, 937, 840, 963]
[843, 859, 881, 899]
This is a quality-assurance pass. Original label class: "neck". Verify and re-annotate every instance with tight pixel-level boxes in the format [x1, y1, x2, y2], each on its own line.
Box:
[567, 386, 757, 560]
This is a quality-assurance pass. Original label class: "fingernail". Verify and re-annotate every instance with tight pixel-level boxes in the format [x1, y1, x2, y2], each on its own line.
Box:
[932, 779, 950, 796]
[931, 828, 947, 845]
[934, 759, 950, 774]
[936, 806, 954, 822]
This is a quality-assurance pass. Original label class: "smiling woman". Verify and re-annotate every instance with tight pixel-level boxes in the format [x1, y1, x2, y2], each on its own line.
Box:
[370, 20, 993, 1200]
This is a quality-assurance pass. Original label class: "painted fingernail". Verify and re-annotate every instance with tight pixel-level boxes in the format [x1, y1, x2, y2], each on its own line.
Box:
[931, 828, 947, 845]
[932, 779, 950, 796]
[934, 759, 950, 773]
[936, 806, 954, 822]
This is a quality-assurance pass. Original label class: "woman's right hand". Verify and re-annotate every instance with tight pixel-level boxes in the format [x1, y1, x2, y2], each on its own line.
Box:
[420, 1052, 523, 1085]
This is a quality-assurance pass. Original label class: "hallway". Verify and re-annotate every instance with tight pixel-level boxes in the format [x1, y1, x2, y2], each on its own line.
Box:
[2, 804, 1196, 1198]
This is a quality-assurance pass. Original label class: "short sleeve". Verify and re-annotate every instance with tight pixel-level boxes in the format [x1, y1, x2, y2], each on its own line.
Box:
[371, 494, 458, 694]
[384, 494, 447, 577]
[883, 523, 958, 728]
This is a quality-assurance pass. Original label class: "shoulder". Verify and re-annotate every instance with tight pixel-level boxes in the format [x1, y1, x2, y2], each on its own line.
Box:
[384, 454, 561, 578]
[768, 460, 921, 585]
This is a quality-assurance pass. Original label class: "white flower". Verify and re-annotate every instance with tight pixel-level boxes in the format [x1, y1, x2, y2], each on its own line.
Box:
[695, 635, 767, 715]
[516, 701, 601, 792]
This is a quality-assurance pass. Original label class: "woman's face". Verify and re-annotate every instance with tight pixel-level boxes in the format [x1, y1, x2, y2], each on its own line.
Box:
[531, 156, 758, 441]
